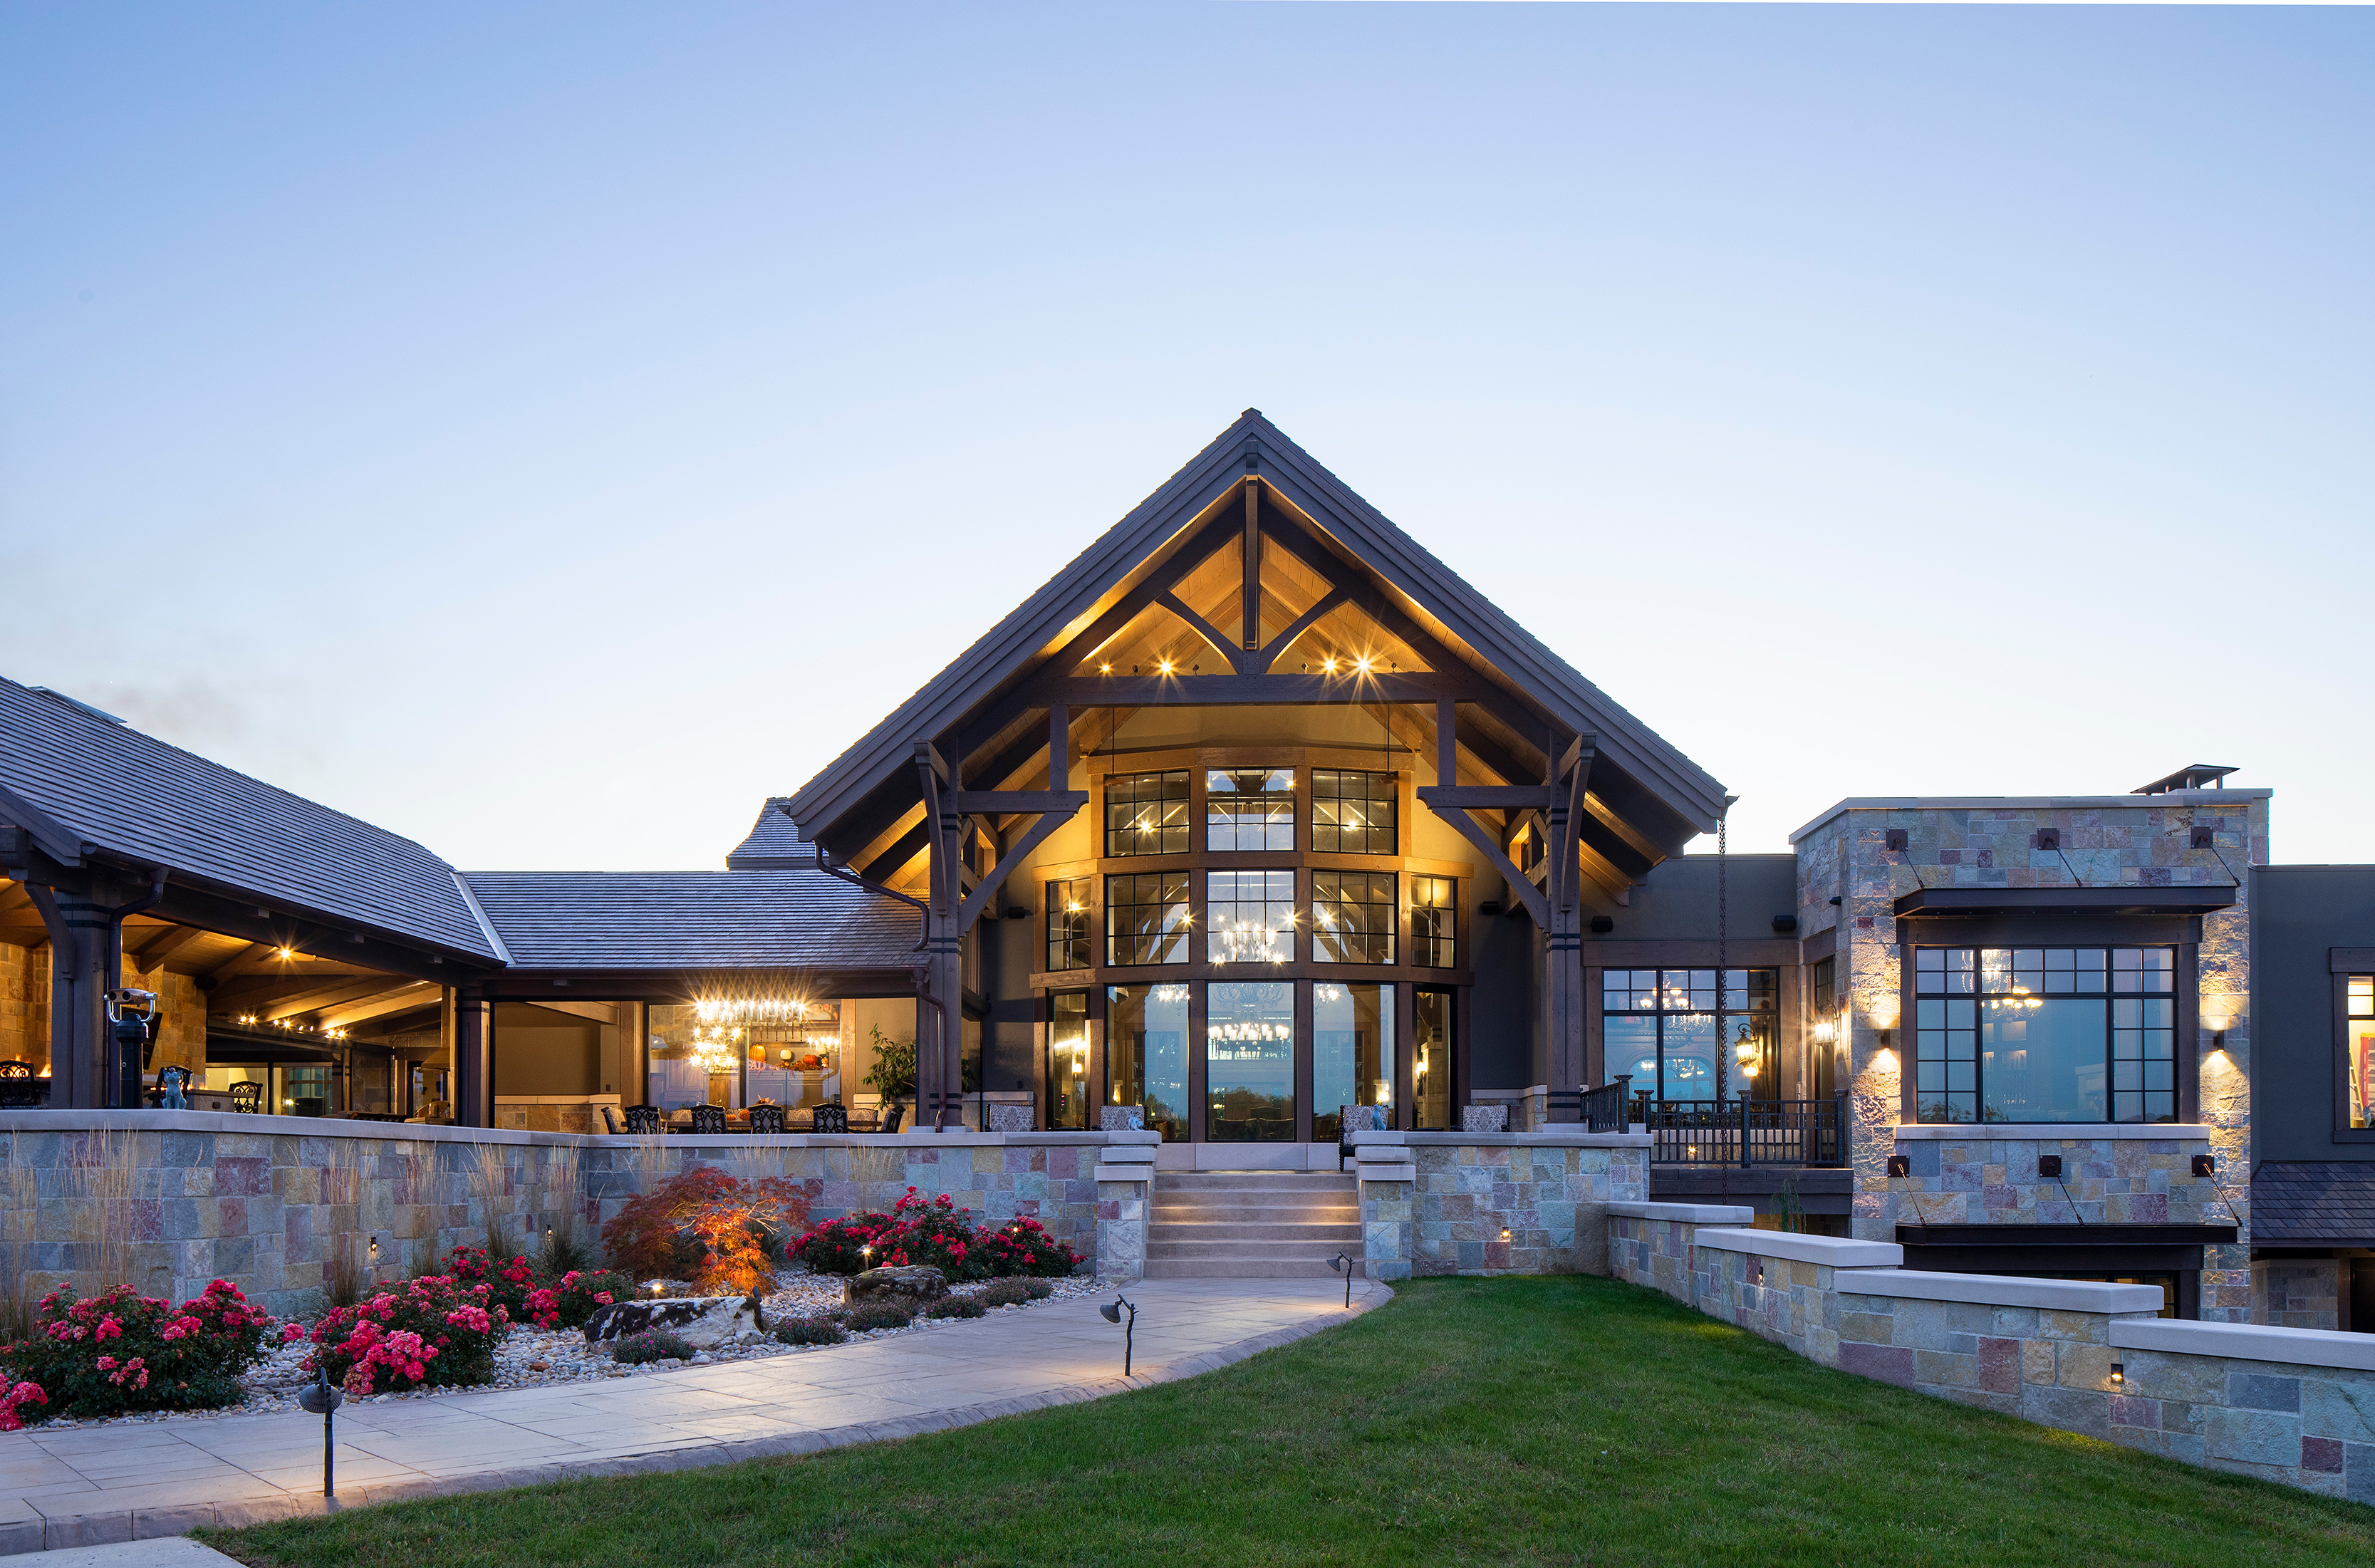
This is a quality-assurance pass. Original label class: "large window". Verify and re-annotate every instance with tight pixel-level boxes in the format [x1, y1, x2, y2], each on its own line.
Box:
[1411, 875, 1456, 967]
[1313, 871, 1396, 964]
[1206, 981, 1295, 1141]
[2346, 975, 2371, 1131]
[1311, 769, 1396, 854]
[1047, 991, 1091, 1131]
[1108, 983, 1188, 1141]
[1207, 769, 1294, 851]
[1913, 947, 2176, 1124]
[1106, 872, 1190, 965]
[1106, 770, 1189, 856]
[1207, 870, 1295, 965]
[1414, 988, 1455, 1130]
[1603, 970, 1777, 1103]
[1046, 878, 1091, 972]
[1314, 982, 1393, 1143]
[647, 1000, 843, 1113]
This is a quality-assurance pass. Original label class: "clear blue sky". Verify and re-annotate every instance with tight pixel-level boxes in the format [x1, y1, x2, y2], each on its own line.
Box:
[4, 4, 2369, 871]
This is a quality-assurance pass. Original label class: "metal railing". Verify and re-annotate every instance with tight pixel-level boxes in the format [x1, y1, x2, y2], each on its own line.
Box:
[1631, 1091, 1850, 1167]
[1544, 1075, 1633, 1133]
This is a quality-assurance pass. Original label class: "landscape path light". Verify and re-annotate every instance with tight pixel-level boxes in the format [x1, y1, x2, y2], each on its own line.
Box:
[297, 1364, 343, 1498]
[1099, 1294, 1138, 1376]
[1326, 1251, 1354, 1309]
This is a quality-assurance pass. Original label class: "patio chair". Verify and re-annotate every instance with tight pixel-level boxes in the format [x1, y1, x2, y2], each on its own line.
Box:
[622, 1104, 663, 1134]
[811, 1103, 850, 1135]
[688, 1104, 729, 1135]
[1337, 1104, 1383, 1171]
[880, 1103, 906, 1133]
[599, 1105, 623, 1134]
[227, 1081, 264, 1115]
[748, 1103, 786, 1134]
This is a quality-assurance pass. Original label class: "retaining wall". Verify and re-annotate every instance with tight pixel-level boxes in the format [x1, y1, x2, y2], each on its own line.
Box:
[1350, 1131, 1648, 1280]
[1609, 1201, 2375, 1503]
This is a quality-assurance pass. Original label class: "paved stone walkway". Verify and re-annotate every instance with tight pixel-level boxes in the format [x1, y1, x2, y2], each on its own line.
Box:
[0, 1277, 1390, 1554]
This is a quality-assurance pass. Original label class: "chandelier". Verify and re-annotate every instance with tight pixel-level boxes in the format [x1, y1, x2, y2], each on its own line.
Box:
[1217, 916, 1288, 965]
[691, 1022, 744, 1074]
[1210, 1020, 1292, 1043]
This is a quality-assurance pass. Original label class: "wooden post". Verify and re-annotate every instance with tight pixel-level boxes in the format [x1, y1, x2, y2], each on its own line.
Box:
[1241, 477, 1261, 662]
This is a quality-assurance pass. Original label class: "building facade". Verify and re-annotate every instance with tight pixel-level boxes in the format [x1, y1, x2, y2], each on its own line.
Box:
[1, 412, 2365, 1327]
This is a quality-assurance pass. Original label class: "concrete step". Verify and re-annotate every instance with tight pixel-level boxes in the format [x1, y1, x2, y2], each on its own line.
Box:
[1155, 1171, 1357, 1193]
[1141, 1257, 1363, 1279]
[1144, 1220, 1363, 1242]
[1148, 1237, 1363, 1261]
[1149, 1204, 1362, 1225]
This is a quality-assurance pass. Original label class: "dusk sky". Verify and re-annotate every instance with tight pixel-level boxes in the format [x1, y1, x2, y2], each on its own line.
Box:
[4, 4, 2369, 871]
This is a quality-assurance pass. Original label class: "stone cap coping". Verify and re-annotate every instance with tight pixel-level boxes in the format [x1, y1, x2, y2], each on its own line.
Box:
[1346, 1131, 1650, 1149]
[1839, 1267, 2163, 1314]
[1606, 1200, 1755, 1225]
[2109, 1316, 2375, 1372]
[1789, 791, 2271, 842]
[1692, 1227, 1903, 1268]
[1891, 1123, 2210, 1142]
[1093, 1165, 1154, 1183]
[1357, 1164, 1418, 1183]
[1098, 1144, 1157, 1163]
[0, 1110, 1143, 1150]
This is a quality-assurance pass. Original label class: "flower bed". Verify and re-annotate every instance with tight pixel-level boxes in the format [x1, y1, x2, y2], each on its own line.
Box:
[304, 1274, 509, 1396]
[0, 1279, 276, 1423]
[790, 1188, 1083, 1281]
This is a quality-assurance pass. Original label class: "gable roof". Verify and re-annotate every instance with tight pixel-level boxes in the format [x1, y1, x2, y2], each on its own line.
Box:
[459, 871, 917, 970]
[726, 798, 805, 870]
[784, 411, 1725, 855]
[0, 677, 501, 960]
[2250, 1162, 2375, 1247]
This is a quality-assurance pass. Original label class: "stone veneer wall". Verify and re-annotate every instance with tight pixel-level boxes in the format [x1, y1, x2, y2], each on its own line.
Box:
[2255, 1258, 2344, 1331]
[1888, 1133, 2223, 1225]
[1794, 793, 2267, 1322]
[1608, 1203, 2375, 1504]
[0, 1111, 1138, 1317]
[1351, 1132, 1648, 1280]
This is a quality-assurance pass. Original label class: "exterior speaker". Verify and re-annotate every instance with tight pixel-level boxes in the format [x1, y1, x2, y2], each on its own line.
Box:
[1589, 915, 1614, 934]
[2035, 828, 2062, 851]
[1884, 829, 1908, 852]
[2190, 826, 2215, 849]
[1772, 915, 1798, 934]
[1886, 1155, 1911, 1178]
[2038, 1155, 2063, 1178]
[2192, 1154, 2217, 1178]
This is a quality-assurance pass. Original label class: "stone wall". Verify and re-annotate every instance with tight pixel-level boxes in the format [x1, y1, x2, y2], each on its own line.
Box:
[1889, 1131, 2222, 1225]
[1792, 793, 2267, 1322]
[0, 1111, 1138, 1317]
[2254, 1258, 2344, 1331]
[1351, 1131, 1647, 1280]
[1606, 1205, 2375, 1503]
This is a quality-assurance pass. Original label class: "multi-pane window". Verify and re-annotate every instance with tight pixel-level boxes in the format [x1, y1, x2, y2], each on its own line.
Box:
[1045, 878, 1091, 972]
[1207, 871, 1295, 965]
[1105, 770, 1189, 856]
[1913, 947, 2176, 1125]
[1105, 872, 1190, 965]
[1411, 876, 1456, 968]
[1312, 871, 1396, 964]
[1311, 769, 1396, 854]
[2347, 975, 2372, 1131]
[1206, 769, 1294, 851]
[1601, 970, 1778, 1102]
[1047, 991, 1091, 1131]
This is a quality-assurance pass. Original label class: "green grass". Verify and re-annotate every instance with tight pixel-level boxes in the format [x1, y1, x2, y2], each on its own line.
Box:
[204, 1276, 2375, 1567]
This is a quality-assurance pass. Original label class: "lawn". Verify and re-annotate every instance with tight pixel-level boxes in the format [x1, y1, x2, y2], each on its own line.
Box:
[205, 1274, 2375, 1568]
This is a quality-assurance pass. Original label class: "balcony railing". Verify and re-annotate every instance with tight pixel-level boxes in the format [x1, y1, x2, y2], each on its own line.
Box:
[1633, 1092, 1850, 1168]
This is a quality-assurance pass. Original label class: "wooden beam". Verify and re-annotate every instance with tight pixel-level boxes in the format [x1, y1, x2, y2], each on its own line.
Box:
[1048, 702, 1069, 789]
[130, 923, 206, 967]
[1254, 586, 1351, 673]
[952, 789, 1091, 816]
[1242, 479, 1261, 652]
[955, 804, 1083, 932]
[320, 982, 446, 1030]
[1052, 672, 1467, 706]
[1155, 593, 1244, 674]
[1420, 785, 1554, 812]
[1436, 699, 1455, 784]
[265, 977, 410, 1022]
[1416, 789, 1550, 928]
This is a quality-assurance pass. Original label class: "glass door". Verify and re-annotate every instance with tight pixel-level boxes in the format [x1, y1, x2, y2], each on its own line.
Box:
[1313, 982, 1393, 1142]
[1205, 981, 1295, 1141]
[1414, 988, 1455, 1130]
[1108, 983, 1188, 1141]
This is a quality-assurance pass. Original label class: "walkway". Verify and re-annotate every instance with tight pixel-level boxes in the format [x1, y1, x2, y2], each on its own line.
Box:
[0, 1277, 1391, 1555]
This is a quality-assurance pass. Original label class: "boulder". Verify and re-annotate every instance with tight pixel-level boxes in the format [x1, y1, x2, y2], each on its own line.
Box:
[844, 1265, 948, 1309]
[583, 1294, 766, 1348]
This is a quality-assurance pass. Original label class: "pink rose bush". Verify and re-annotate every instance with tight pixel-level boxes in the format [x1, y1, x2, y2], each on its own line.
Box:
[306, 1274, 507, 1396]
[790, 1188, 1081, 1281]
[0, 1280, 275, 1420]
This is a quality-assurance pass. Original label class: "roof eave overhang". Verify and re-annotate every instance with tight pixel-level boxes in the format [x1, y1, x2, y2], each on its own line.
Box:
[1892, 886, 2240, 920]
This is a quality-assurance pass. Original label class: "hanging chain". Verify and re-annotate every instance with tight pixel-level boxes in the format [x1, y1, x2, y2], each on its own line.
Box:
[1715, 804, 1729, 1104]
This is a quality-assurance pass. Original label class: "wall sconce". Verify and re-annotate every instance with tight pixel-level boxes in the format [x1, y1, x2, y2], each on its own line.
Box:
[1500, 1227, 1512, 1242]
[2109, 1364, 2124, 1386]
[2210, 1030, 2227, 1054]
[1885, 829, 1908, 852]
[368, 1235, 380, 1265]
[1886, 1155, 1911, 1178]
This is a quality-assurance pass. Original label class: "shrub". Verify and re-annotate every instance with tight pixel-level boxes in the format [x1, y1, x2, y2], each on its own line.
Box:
[610, 1329, 695, 1365]
[600, 1168, 809, 1294]
[979, 1215, 1082, 1279]
[922, 1297, 984, 1321]
[307, 1274, 508, 1396]
[0, 1279, 276, 1421]
[773, 1317, 848, 1346]
[548, 1270, 634, 1330]
[842, 1301, 915, 1332]
[978, 1277, 1054, 1308]
[442, 1245, 539, 1322]
[788, 1212, 894, 1277]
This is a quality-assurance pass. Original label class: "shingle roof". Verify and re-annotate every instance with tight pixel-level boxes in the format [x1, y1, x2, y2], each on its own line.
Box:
[2250, 1161, 2375, 1246]
[459, 871, 919, 970]
[0, 677, 499, 960]
[725, 799, 805, 870]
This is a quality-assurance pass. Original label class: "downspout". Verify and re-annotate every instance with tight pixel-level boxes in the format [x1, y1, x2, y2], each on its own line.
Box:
[105, 868, 169, 1104]
[811, 839, 942, 1126]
